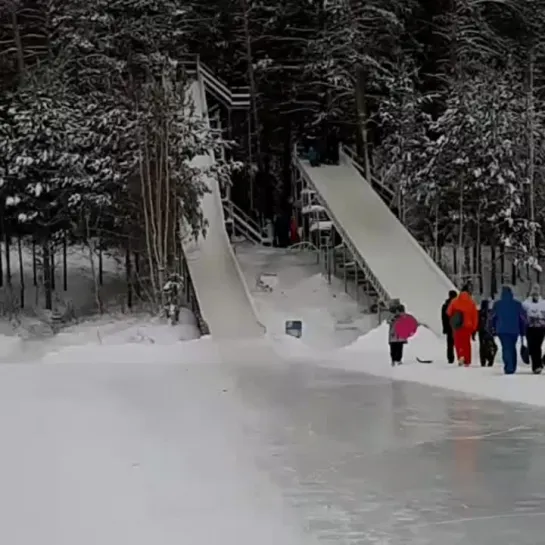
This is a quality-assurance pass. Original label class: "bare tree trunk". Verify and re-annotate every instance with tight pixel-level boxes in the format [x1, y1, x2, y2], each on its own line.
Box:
[125, 242, 132, 310]
[498, 245, 503, 282]
[240, 0, 261, 174]
[84, 216, 102, 313]
[17, 235, 24, 308]
[4, 231, 11, 287]
[144, 137, 161, 284]
[134, 252, 141, 298]
[155, 129, 165, 301]
[490, 243, 497, 298]
[42, 237, 52, 310]
[464, 245, 471, 273]
[475, 214, 483, 294]
[32, 238, 37, 286]
[10, 7, 25, 77]
[50, 243, 55, 291]
[527, 49, 536, 256]
[63, 235, 68, 291]
[163, 117, 171, 280]
[433, 201, 439, 261]
[0, 222, 3, 288]
[138, 134, 158, 302]
[457, 182, 464, 285]
[98, 239, 103, 286]
[355, 65, 372, 182]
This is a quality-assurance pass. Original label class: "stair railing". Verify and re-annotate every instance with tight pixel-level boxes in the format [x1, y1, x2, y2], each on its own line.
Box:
[198, 61, 250, 109]
[223, 203, 264, 244]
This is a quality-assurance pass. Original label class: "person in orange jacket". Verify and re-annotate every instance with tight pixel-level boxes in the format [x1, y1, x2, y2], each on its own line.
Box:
[447, 284, 479, 366]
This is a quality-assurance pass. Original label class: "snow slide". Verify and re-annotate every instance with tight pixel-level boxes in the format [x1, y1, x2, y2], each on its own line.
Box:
[296, 151, 455, 335]
[182, 79, 265, 339]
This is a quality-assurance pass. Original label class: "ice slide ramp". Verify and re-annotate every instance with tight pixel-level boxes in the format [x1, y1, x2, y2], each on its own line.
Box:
[296, 152, 455, 336]
[182, 80, 265, 339]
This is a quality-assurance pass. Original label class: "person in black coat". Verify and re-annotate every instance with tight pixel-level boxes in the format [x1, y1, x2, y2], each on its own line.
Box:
[478, 299, 497, 367]
[441, 290, 457, 363]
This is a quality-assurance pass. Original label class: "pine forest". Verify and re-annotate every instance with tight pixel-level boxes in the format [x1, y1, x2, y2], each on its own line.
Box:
[2, 0, 545, 311]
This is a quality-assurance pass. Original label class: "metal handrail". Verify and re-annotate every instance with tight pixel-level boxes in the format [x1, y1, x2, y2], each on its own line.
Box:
[341, 145, 395, 201]
[293, 154, 391, 305]
[223, 199, 261, 233]
[199, 62, 250, 109]
[181, 55, 250, 108]
[223, 204, 263, 244]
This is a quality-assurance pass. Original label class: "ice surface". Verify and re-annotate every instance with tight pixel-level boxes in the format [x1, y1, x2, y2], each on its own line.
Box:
[182, 80, 265, 339]
[1, 302, 545, 545]
[0, 325, 309, 545]
[231, 359, 545, 545]
[297, 151, 455, 335]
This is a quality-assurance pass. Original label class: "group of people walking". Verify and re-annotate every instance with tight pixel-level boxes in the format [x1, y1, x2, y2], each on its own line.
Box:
[441, 283, 545, 375]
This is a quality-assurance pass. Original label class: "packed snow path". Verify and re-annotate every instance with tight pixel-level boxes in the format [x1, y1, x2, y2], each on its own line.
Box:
[232, 359, 545, 545]
[0, 355, 308, 545]
[182, 79, 264, 339]
[296, 151, 455, 334]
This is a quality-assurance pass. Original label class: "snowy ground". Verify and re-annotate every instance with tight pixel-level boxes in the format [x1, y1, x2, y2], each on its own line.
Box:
[0, 241, 127, 337]
[0, 318, 311, 545]
[236, 245, 378, 349]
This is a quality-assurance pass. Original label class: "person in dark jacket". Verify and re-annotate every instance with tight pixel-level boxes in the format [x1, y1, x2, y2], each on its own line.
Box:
[478, 299, 497, 367]
[491, 285, 526, 375]
[441, 290, 457, 363]
[308, 146, 320, 167]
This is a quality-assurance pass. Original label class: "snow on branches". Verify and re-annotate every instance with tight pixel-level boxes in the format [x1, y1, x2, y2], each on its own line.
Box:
[376, 63, 545, 264]
[0, 0, 231, 250]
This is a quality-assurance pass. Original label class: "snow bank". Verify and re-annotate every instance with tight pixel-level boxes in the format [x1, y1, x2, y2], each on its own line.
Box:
[0, 334, 24, 362]
[333, 323, 545, 409]
[344, 321, 443, 361]
[41, 336, 219, 365]
[237, 245, 377, 349]
[0, 311, 202, 364]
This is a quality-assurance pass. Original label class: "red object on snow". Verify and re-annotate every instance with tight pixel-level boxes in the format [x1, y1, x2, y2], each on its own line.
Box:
[394, 314, 418, 341]
[290, 217, 299, 243]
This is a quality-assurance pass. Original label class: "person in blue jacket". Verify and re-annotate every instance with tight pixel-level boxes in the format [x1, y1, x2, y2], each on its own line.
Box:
[491, 285, 526, 374]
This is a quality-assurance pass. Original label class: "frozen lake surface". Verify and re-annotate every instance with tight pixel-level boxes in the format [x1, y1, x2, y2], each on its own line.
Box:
[232, 359, 545, 545]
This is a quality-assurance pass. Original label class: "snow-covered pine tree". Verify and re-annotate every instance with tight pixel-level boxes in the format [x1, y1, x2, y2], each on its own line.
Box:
[412, 67, 545, 276]
[0, 68, 93, 308]
[0, 0, 240, 311]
